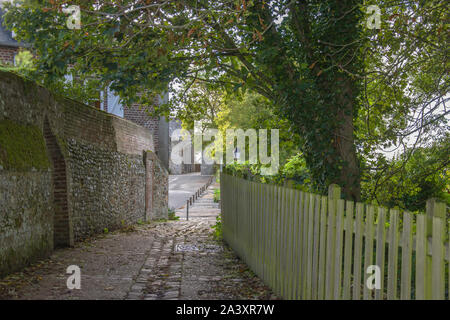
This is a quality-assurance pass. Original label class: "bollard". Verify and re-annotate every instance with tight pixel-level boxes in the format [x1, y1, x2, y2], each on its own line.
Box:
[186, 200, 189, 221]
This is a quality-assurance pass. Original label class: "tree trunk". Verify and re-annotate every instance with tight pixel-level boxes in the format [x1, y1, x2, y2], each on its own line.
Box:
[334, 108, 361, 202]
[331, 77, 361, 202]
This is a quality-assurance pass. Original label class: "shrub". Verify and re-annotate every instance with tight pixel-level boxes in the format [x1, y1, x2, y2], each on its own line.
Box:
[168, 208, 179, 221]
[212, 215, 222, 240]
[213, 189, 220, 203]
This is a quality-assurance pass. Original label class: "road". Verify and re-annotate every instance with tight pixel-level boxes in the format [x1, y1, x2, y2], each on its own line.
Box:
[168, 173, 214, 210]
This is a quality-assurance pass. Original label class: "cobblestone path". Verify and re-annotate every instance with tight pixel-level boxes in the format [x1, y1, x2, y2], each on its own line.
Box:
[0, 184, 276, 300]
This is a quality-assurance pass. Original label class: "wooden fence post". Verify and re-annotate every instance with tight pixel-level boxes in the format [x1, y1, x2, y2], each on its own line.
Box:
[387, 209, 400, 300]
[325, 184, 341, 299]
[416, 198, 446, 299]
[374, 207, 386, 300]
[427, 199, 446, 300]
[400, 211, 413, 300]
[363, 205, 376, 300]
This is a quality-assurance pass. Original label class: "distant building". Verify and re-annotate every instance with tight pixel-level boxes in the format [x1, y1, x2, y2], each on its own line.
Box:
[123, 95, 169, 169]
[168, 120, 217, 175]
[0, 8, 21, 65]
[168, 120, 200, 174]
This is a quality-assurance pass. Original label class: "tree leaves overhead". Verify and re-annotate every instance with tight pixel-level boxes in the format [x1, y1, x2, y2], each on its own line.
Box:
[3, 0, 448, 201]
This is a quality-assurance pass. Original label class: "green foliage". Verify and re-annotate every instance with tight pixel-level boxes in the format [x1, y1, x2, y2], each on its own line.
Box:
[3, 1, 448, 203]
[362, 137, 450, 212]
[213, 188, 220, 203]
[223, 161, 261, 180]
[216, 91, 300, 167]
[0, 49, 37, 79]
[14, 50, 34, 70]
[0, 119, 50, 171]
[223, 154, 316, 193]
[211, 214, 222, 240]
[279, 154, 311, 185]
[168, 208, 179, 221]
[2, 0, 364, 197]
[175, 81, 222, 130]
[355, 0, 449, 191]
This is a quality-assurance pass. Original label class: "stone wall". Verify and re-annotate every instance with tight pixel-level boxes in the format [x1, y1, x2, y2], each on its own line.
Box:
[145, 151, 169, 220]
[0, 171, 53, 276]
[0, 71, 168, 277]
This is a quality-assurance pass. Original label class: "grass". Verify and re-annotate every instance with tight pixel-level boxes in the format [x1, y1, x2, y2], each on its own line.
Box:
[213, 188, 220, 203]
[168, 208, 180, 221]
[212, 214, 222, 240]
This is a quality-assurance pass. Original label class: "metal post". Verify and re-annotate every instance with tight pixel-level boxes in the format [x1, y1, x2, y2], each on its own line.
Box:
[186, 200, 189, 221]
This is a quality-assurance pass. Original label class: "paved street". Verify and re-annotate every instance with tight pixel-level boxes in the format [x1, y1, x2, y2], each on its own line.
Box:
[169, 173, 213, 210]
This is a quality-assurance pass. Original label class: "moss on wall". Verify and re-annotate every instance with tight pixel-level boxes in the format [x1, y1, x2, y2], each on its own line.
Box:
[0, 233, 53, 278]
[0, 119, 50, 171]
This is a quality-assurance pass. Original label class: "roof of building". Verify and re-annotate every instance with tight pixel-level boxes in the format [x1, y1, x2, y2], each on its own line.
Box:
[0, 8, 21, 48]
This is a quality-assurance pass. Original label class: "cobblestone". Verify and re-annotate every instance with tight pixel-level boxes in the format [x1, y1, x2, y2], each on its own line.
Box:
[0, 184, 276, 300]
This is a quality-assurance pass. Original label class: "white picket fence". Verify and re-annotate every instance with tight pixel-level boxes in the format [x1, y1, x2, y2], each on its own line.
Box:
[220, 173, 449, 300]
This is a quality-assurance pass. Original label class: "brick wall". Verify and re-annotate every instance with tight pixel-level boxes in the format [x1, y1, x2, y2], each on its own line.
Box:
[0, 46, 17, 65]
[0, 71, 168, 277]
[43, 118, 73, 247]
[124, 103, 160, 154]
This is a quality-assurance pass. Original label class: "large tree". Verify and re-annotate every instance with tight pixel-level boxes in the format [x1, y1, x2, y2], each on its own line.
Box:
[4, 0, 448, 200]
